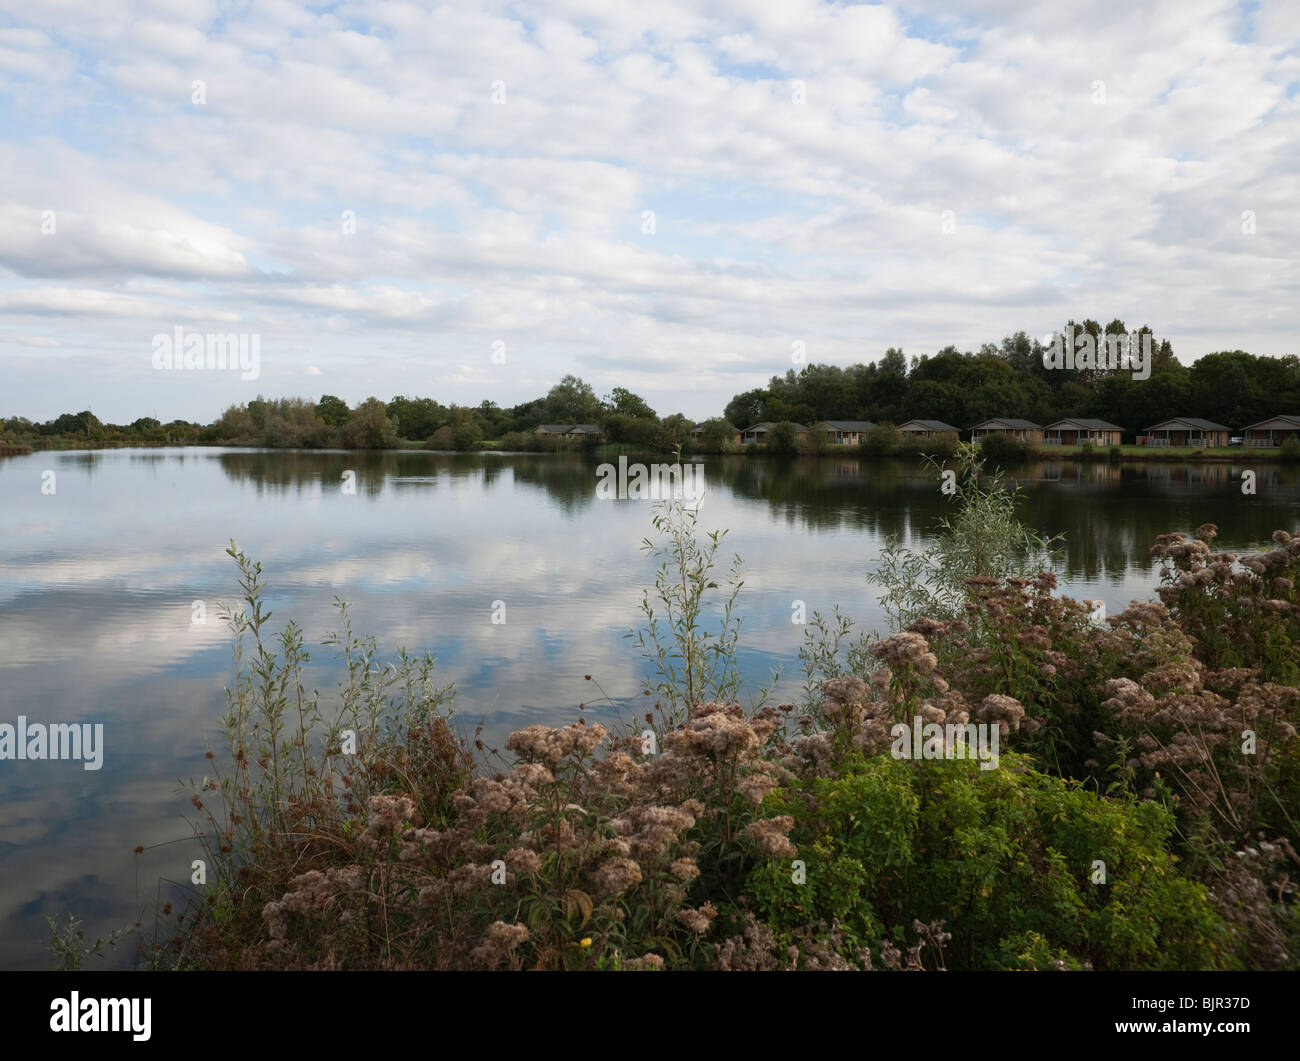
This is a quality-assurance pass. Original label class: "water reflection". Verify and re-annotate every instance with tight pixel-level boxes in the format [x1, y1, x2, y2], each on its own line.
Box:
[0, 446, 1298, 970]
[205, 450, 1300, 576]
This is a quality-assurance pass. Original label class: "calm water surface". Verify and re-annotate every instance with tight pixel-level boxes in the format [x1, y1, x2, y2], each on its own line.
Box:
[2, 447, 1299, 968]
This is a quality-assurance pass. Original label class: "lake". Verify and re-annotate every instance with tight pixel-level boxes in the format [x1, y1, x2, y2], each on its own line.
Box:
[2, 447, 1299, 969]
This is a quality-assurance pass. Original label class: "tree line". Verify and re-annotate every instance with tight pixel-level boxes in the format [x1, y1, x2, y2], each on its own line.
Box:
[0, 375, 697, 451]
[5, 320, 1298, 450]
[725, 324, 1299, 437]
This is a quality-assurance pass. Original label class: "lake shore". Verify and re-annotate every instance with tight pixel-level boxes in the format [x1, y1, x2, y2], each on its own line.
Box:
[7, 437, 1297, 463]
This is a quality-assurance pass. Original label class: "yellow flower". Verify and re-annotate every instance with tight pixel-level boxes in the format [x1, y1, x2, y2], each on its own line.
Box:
[580, 937, 592, 948]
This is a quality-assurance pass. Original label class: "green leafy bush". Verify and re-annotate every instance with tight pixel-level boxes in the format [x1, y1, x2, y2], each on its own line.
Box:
[867, 444, 1062, 631]
[695, 418, 736, 453]
[860, 423, 902, 455]
[765, 421, 799, 454]
[747, 753, 1235, 970]
[976, 433, 1030, 463]
[900, 431, 959, 458]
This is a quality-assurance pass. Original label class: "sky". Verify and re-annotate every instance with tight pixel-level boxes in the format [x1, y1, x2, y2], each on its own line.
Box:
[0, 0, 1297, 424]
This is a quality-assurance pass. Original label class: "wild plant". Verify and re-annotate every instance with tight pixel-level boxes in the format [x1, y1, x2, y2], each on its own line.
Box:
[867, 443, 1063, 637]
[627, 497, 774, 727]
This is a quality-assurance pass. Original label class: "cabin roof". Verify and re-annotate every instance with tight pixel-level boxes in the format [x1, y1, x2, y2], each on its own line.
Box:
[899, 419, 960, 432]
[1243, 415, 1300, 431]
[972, 418, 1041, 430]
[1044, 418, 1124, 431]
[1144, 417, 1230, 432]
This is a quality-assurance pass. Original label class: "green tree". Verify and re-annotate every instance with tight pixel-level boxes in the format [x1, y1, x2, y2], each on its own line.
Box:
[603, 413, 660, 447]
[476, 400, 509, 438]
[247, 398, 268, 432]
[606, 387, 657, 420]
[317, 395, 351, 428]
[448, 406, 484, 450]
[1189, 353, 1264, 429]
[724, 389, 768, 430]
[541, 375, 603, 424]
[44, 410, 102, 437]
[386, 396, 446, 440]
[506, 397, 546, 433]
[210, 404, 255, 443]
[2, 416, 33, 438]
[344, 397, 398, 449]
[880, 347, 907, 376]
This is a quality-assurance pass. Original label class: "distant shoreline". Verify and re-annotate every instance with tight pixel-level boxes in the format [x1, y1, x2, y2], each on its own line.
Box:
[4, 439, 1295, 463]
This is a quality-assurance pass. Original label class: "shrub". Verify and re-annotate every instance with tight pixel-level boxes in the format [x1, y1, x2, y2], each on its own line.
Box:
[1280, 436, 1300, 462]
[450, 419, 483, 451]
[695, 418, 735, 453]
[800, 427, 833, 455]
[765, 421, 799, 454]
[867, 443, 1063, 632]
[747, 751, 1234, 970]
[425, 425, 455, 450]
[1150, 524, 1300, 683]
[901, 431, 958, 458]
[602, 413, 659, 449]
[860, 423, 902, 455]
[790, 595, 1299, 968]
[499, 430, 541, 451]
[977, 433, 1030, 464]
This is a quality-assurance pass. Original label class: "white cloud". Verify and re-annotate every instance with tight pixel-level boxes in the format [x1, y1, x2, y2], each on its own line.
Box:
[0, 0, 1296, 421]
[0, 334, 60, 346]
